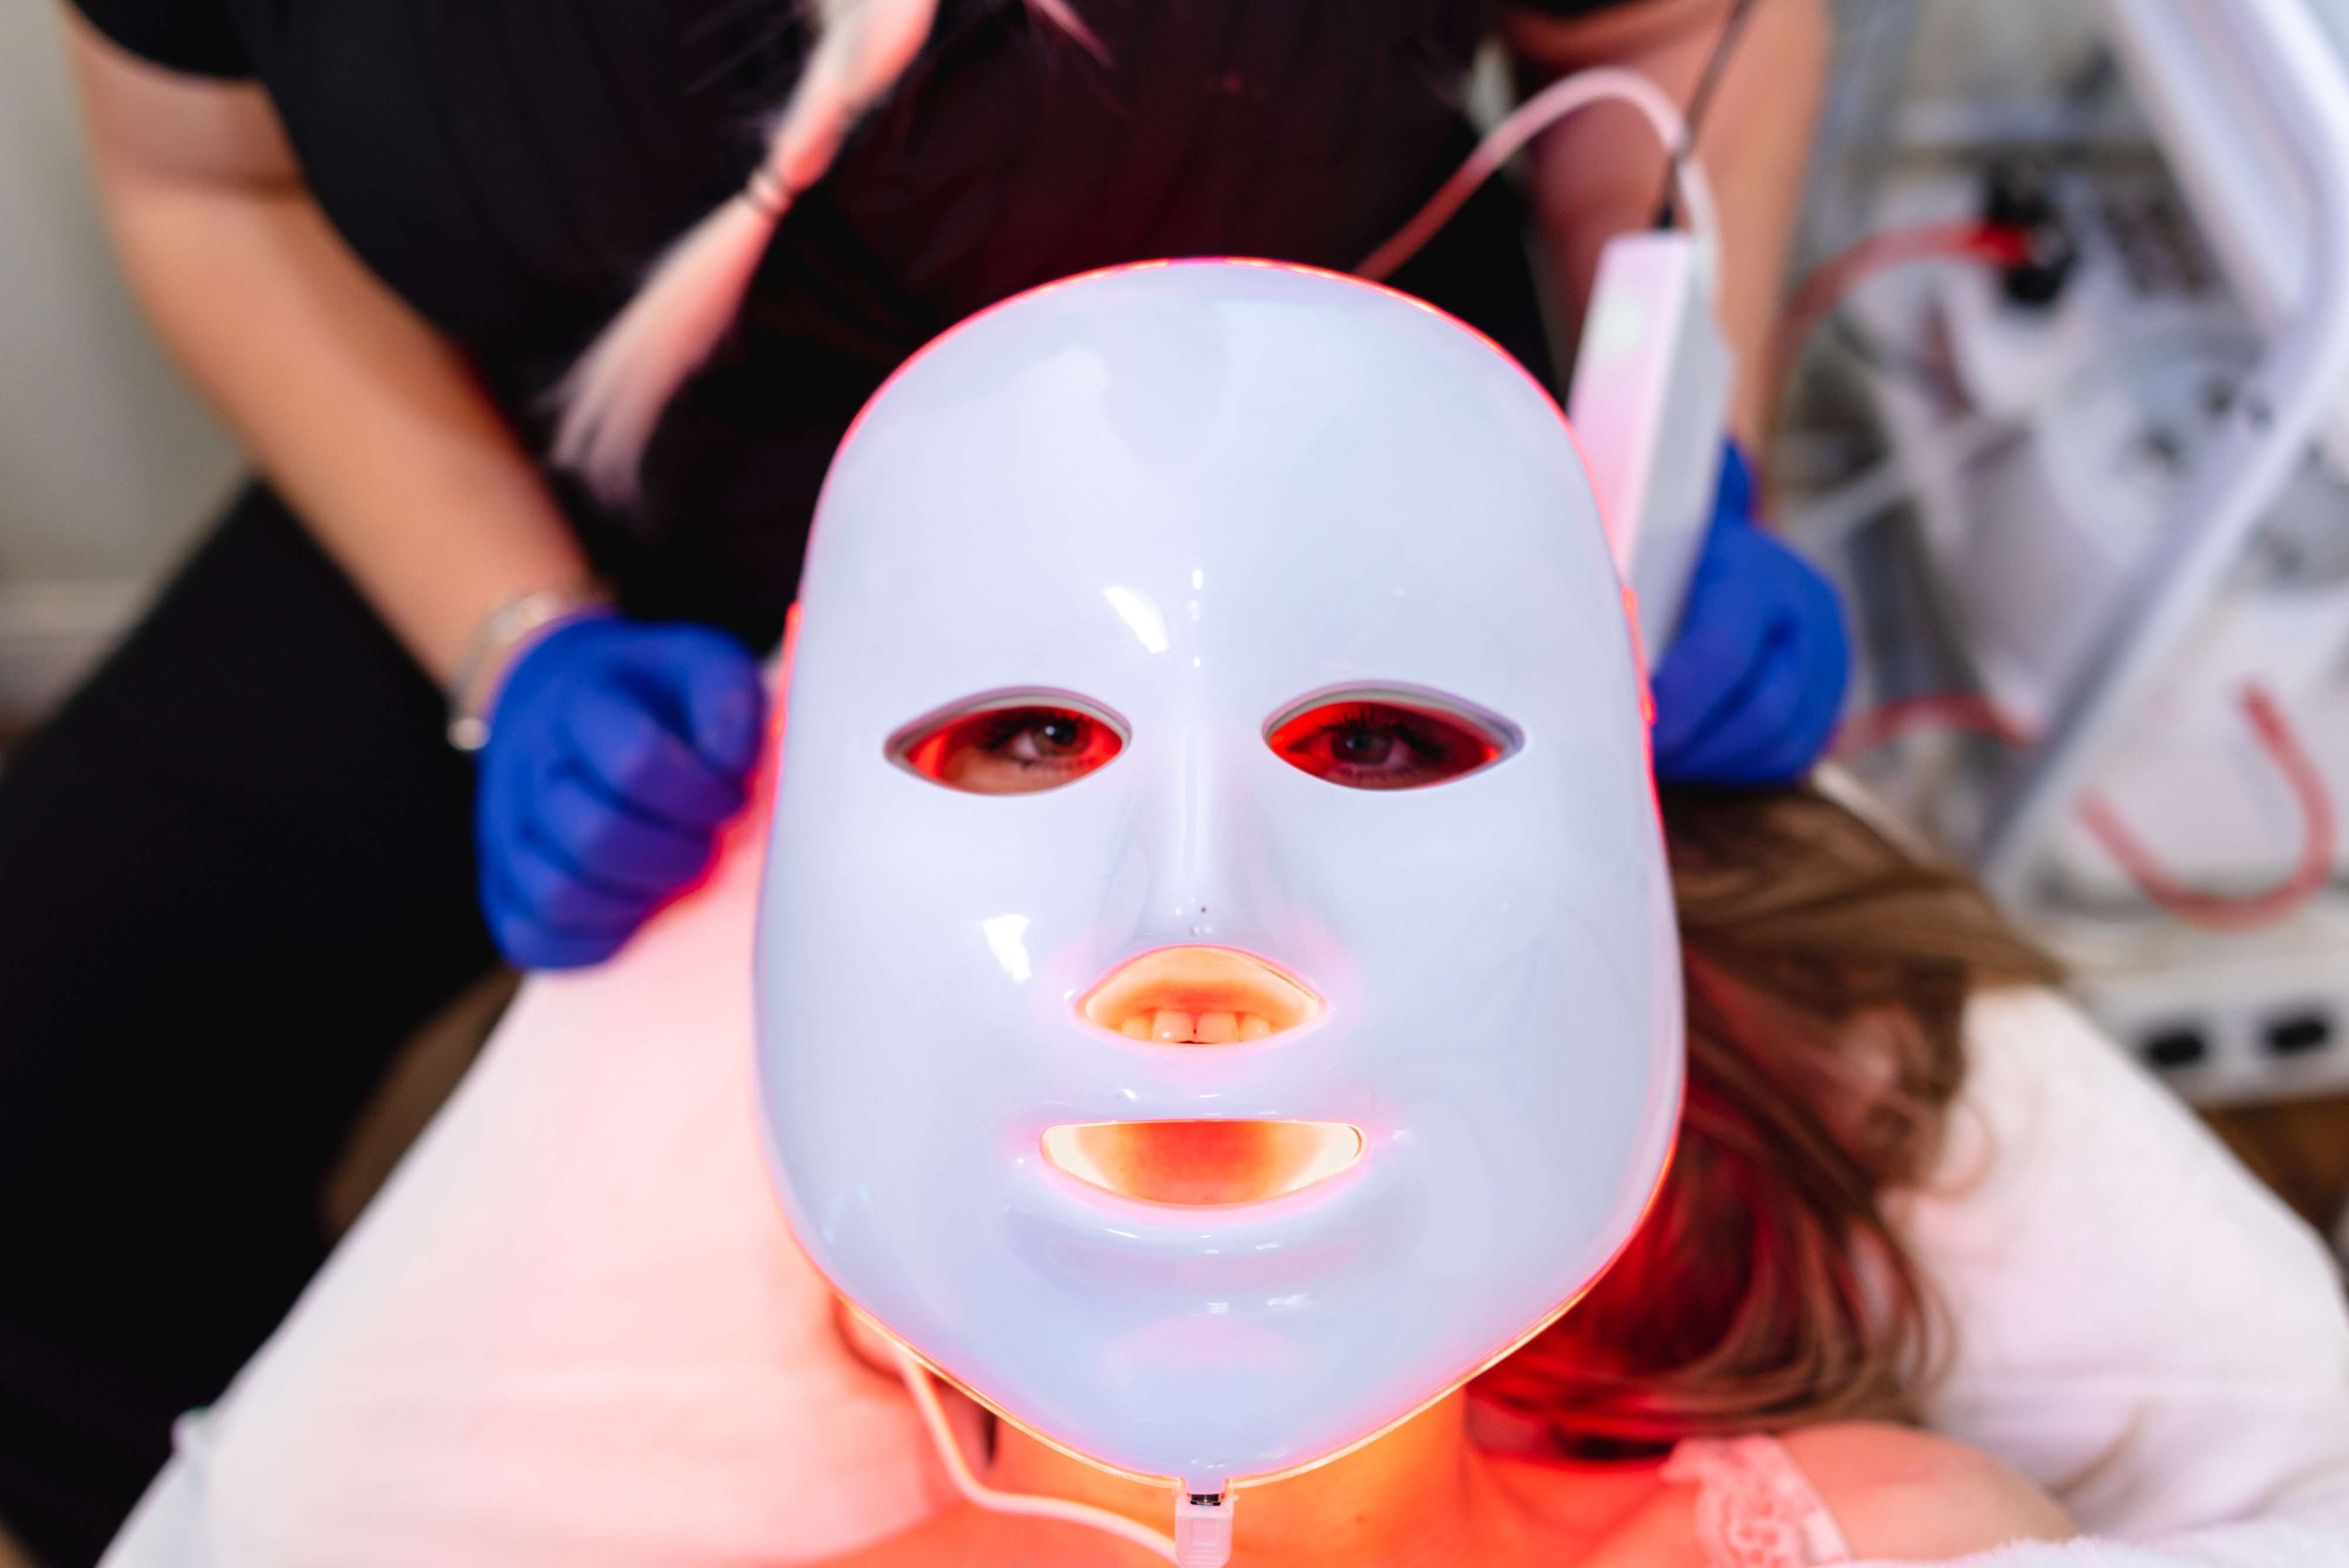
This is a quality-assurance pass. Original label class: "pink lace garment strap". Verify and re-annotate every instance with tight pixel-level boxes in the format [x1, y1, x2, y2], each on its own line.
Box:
[1661, 1436, 1855, 1568]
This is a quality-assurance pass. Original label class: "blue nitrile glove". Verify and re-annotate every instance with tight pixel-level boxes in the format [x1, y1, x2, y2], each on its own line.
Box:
[1650, 445, 1850, 785]
[476, 617, 766, 969]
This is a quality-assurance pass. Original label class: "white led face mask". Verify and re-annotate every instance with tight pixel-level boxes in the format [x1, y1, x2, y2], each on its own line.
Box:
[755, 261, 1680, 1504]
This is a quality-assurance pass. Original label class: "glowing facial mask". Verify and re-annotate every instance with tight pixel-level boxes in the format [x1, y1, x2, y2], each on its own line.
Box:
[755, 262, 1680, 1496]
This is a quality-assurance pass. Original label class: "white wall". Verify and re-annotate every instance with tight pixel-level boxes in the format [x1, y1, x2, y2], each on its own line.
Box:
[0, 0, 240, 728]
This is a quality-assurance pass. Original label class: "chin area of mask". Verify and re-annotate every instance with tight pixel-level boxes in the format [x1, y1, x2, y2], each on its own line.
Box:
[890, 1331, 1237, 1565]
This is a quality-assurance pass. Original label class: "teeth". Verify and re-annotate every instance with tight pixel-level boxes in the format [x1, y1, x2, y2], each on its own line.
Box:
[1120, 1011, 1276, 1044]
[1080, 949, 1322, 1043]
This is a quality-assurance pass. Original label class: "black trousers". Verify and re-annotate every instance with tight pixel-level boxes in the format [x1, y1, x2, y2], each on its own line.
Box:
[0, 485, 497, 1566]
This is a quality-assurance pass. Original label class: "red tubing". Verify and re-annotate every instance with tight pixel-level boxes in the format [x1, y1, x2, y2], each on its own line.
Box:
[2078, 684, 2338, 933]
[1836, 684, 2335, 931]
[1770, 221, 2030, 392]
[1832, 691, 2032, 757]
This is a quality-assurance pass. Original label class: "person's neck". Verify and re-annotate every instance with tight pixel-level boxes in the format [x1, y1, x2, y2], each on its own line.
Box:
[975, 1392, 1557, 1568]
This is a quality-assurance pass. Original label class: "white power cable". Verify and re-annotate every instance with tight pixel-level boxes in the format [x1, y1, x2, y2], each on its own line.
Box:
[893, 1341, 1186, 1563]
[1357, 66, 1720, 295]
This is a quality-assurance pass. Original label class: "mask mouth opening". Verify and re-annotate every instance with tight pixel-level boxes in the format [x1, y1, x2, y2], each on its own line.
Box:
[1041, 1121, 1364, 1207]
[1079, 947, 1322, 1044]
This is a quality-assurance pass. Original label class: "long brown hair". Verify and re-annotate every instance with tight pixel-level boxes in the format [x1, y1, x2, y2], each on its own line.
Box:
[1472, 783, 2059, 1453]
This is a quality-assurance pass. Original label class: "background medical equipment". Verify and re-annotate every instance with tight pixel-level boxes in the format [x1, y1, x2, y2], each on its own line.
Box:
[754, 262, 1678, 1559]
[1768, 0, 2349, 1109]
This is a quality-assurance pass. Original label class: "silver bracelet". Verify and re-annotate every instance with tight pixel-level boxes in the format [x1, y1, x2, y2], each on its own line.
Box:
[446, 583, 615, 752]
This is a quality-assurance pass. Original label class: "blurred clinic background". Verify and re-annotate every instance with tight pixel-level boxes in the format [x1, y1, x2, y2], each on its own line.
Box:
[3, 0, 2348, 1239]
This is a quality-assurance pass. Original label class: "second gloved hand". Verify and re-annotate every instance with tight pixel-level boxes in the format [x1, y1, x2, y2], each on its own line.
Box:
[1650, 445, 1850, 786]
[476, 616, 766, 969]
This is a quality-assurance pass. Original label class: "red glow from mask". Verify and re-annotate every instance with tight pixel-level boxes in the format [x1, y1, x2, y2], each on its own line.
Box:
[1267, 697, 1507, 790]
[896, 702, 1125, 795]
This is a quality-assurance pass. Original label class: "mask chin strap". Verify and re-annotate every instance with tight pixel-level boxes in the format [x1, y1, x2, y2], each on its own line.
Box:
[891, 1341, 1236, 1565]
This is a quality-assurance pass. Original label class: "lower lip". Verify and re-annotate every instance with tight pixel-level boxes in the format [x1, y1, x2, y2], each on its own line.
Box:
[1041, 1121, 1363, 1206]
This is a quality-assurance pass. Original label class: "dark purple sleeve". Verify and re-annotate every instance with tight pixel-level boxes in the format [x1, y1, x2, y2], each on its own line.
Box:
[67, 0, 248, 79]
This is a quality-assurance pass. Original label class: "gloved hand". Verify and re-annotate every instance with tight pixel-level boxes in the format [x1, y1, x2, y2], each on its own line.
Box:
[1649, 445, 1850, 785]
[476, 616, 766, 969]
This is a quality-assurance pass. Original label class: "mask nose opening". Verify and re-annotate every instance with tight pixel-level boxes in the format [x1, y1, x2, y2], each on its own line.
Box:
[1079, 946, 1322, 1044]
[1041, 1121, 1364, 1207]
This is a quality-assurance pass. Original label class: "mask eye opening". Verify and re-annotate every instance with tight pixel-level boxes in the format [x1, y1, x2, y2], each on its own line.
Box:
[1262, 685, 1521, 791]
[887, 689, 1130, 795]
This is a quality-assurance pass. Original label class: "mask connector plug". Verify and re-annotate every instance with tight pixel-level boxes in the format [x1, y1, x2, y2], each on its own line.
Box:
[1173, 1489, 1234, 1567]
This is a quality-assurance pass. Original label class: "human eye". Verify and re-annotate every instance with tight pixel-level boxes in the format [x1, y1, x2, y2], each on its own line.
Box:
[1265, 689, 1515, 790]
[889, 694, 1128, 796]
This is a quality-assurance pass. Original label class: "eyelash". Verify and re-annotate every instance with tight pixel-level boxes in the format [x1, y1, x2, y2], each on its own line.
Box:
[971, 711, 1048, 752]
[1314, 706, 1449, 763]
[972, 709, 1089, 761]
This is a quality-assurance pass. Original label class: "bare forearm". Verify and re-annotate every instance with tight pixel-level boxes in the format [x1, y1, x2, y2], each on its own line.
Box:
[69, 18, 585, 686]
[107, 183, 584, 684]
[1508, 0, 1829, 449]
